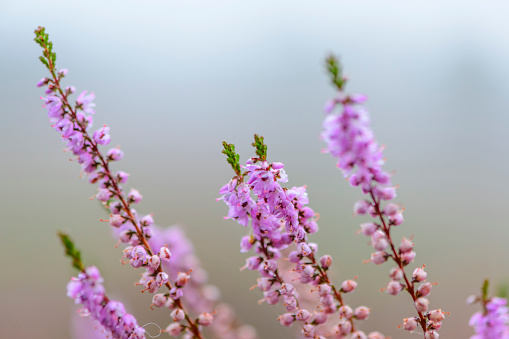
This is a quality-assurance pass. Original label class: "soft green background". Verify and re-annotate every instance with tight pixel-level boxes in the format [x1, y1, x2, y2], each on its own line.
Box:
[1, 1, 509, 338]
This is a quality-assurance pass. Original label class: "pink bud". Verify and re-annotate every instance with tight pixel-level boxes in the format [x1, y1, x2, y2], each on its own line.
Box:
[402, 317, 417, 331]
[390, 212, 404, 225]
[371, 251, 388, 265]
[314, 311, 327, 324]
[360, 222, 378, 236]
[165, 323, 183, 337]
[272, 162, 284, 170]
[158, 245, 172, 262]
[338, 320, 352, 334]
[198, 312, 214, 326]
[428, 309, 445, 322]
[415, 297, 429, 313]
[399, 237, 414, 253]
[280, 283, 295, 296]
[297, 243, 312, 256]
[383, 203, 399, 216]
[354, 306, 370, 320]
[354, 200, 371, 215]
[278, 313, 295, 327]
[389, 268, 403, 281]
[296, 309, 311, 322]
[412, 266, 427, 282]
[96, 189, 112, 202]
[339, 305, 353, 319]
[302, 324, 316, 338]
[417, 282, 432, 297]
[148, 255, 160, 269]
[156, 272, 168, 286]
[171, 309, 185, 322]
[341, 280, 358, 293]
[109, 214, 124, 228]
[387, 280, 403, 295]
[401, 251, 415, 265]
[320, 255, 332, 269]
[151, 294, 167, 308]
[176, 272, 190, 287]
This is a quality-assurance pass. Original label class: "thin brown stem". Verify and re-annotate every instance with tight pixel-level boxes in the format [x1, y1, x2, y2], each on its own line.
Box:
[369, 190, 427, 335]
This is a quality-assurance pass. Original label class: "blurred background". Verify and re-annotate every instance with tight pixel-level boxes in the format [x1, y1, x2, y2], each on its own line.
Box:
[1, 0, 509, 338]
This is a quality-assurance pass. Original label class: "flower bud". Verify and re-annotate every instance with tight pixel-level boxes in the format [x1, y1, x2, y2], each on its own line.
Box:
[371, 251, 388, 265]
[302, 324, 316, 338]
[296, 309, 311, 322]
[320, 255, 332, 269]
[341, 280, 358, 293]
[354, 200, 371, 215]
[399, 237, 414, 253]
[428, 309, 445, 322]
[297, 243, 312, 256]
[360, 222, 377, 236]
[354, 306, 370, 320]
[156, 272, 168, 286]
[109, 214, 124, 228]
[389, 268, 403, 281]
[171, 308, 185, 322]
[412, 266, 427, 282]
[176, 272, 190, 288]
[165, 323, 183, 337]
[159, 245, 172, 262]
[402, 317, 417, 331]
[387, 280, 403, 296]
[198, 312, 214, 326]
[278, 313, 295, 327]
[338, 305, 353, 319]
[383, 203, 399, 216]
[415, 297, 429, 313]
[401, 251, 415, 265]
[417, 282, 432, 297]
[148, 255, 160, 269]
[280, 283, 295, 296]
[152, 294, 167, 308]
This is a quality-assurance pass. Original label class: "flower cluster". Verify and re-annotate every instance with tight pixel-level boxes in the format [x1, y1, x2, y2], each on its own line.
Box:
[469, 298, 509, 339]
[219, 138, 382, 339]
[321, 55, 444, 338]
[37, 27, 509, 339]
[34, 26, 205, 339]
[67, 266, 146, 339]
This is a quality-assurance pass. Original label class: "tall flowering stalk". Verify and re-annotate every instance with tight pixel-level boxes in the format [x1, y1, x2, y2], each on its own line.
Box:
[219, 136, 383, 339]
[34, 27, 206, 339]
[59, 233, 146, 339]
[320, 55, 445, 338]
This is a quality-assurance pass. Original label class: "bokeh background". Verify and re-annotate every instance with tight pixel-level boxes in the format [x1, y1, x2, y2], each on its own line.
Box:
[2, 1, 509, 338]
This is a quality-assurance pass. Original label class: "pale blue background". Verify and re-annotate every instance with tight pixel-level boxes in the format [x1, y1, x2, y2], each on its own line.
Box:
[1, 1, 509, 338]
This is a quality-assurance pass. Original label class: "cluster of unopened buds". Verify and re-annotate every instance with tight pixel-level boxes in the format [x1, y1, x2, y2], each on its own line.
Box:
[35, 26, 509, 339]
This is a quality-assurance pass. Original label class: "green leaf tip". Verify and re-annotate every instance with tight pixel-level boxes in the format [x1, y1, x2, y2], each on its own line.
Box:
[34, 26, 57, 71]
[252, 134, 267, 161]
[325, 54, 346, 91]
[58, 231, 85, 272]
[482, 279, 490, 301]
[222, 141, 241, 176]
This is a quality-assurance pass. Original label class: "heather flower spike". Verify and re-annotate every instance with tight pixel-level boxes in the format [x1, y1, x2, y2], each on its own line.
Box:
[219, 135, 381, 338]
[35, 27, 205, 339]
[322, 54, 443, 337]
[59, 232, 146, 339]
